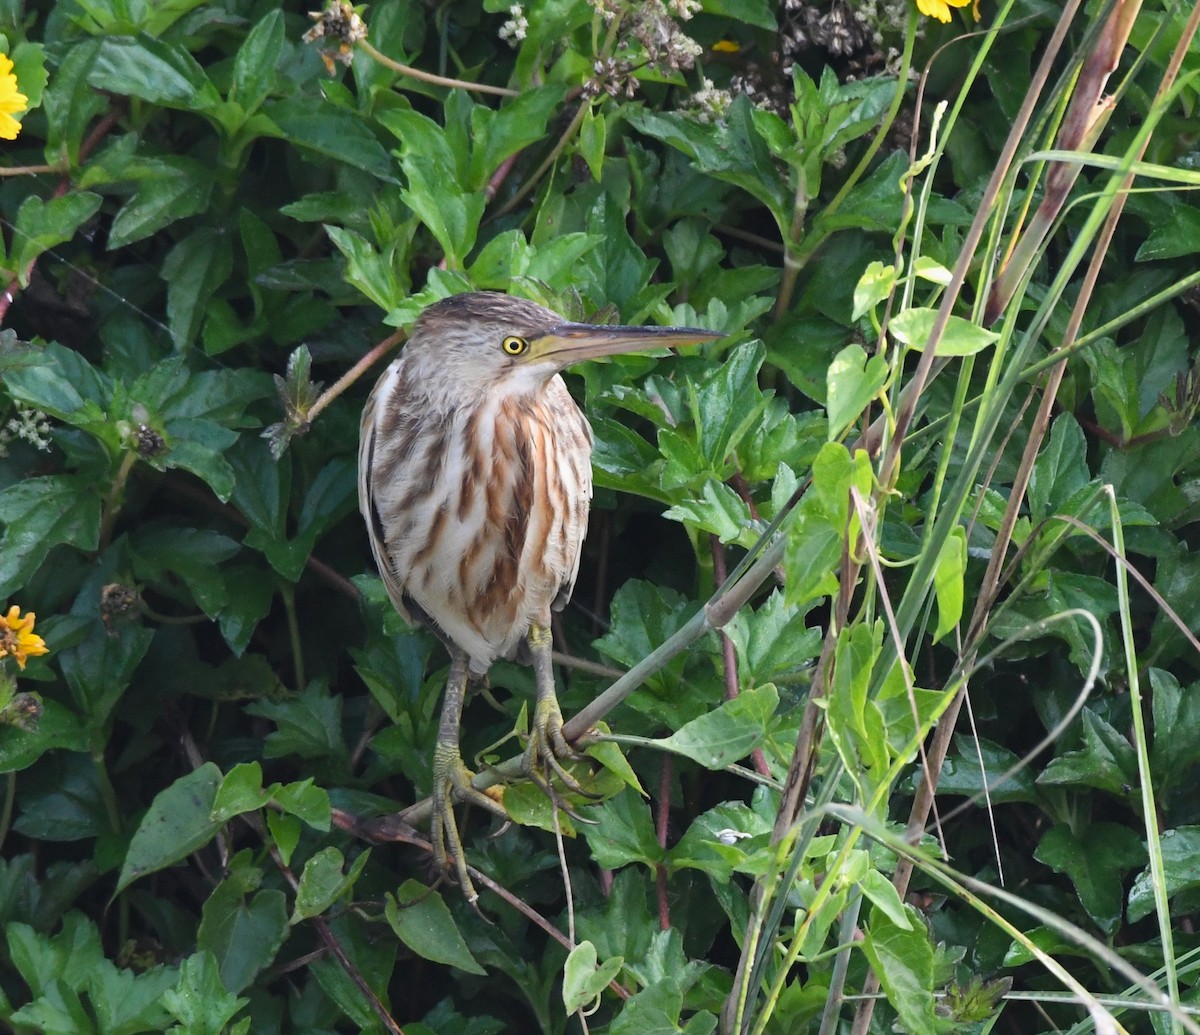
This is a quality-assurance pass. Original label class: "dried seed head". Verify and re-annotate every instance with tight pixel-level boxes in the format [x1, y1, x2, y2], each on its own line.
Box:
[101, 583, 140, 620]
[134, 424, 166, 457]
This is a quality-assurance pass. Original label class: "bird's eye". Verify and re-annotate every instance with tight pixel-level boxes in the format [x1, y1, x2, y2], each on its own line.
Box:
[501, 335, 529, 356]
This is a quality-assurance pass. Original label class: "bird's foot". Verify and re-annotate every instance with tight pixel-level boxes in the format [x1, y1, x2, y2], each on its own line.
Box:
[522, 695, 598, 804]
[430, 743, 507, 905]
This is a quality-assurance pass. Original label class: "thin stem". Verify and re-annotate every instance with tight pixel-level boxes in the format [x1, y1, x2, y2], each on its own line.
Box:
[307, 329, 404, 424]
[491, 99, 591, 219]
[0, 162, 62, 177]
[279, 581, 306, 690]
[654, 758, 672, 930]
[357, 38, 517, 97]
[98, 450, 138, 552]
[0, 772, 14, 854]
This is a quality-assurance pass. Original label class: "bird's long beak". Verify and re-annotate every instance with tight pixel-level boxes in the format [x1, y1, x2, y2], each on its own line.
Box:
[527, 322, 722, 366]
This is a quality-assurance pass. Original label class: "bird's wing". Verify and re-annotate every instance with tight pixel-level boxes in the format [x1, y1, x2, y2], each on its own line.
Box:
[551, 400, 595, 614]
[358, 364, 416, 628]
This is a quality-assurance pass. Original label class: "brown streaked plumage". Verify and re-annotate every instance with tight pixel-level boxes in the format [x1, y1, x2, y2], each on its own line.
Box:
[359, 291, 720, 901]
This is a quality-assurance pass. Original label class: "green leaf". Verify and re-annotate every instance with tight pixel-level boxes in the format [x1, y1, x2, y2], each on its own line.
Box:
[1037, 708, 1137, 796]
[585, 736, 647, 796]
[628, 99, 791, 235]
[662, 480, 752, 544]
[931, 526, 965, 643]
[579, 106, 606, 181]
[1136, 202, 1200, 261]
[8, 912, 104, 995]
[593, 580, 705, 705]
[469, 85, 567, 189]
[0, 475, 102, 599]
[689, 340, 769, 472]
[160, 951, 249, 1035]
[861, 903, 941, 1035]
[402, 157, 485, 268]
[562, 940, 624, 1015]
[266, 812, 301, 866]
[325, 225, 404, 312]
[826, 343, 889, 441]
[131, 525, 240, 617]
[825, 623, 889, 792]
[116, 763, 223, 896]
[291, 847, 370, 922]
[230, 10, 283, 117]
[934, 735, 1041, 805]
[162, 228, 234, 349]
[725, 590, 821, 686]
[1027, 414, 1090, 524]
[10, 41, 48, 112]
[1128, 826, 1200, 922]
[246, 682, 347, 763]
[198, 882, 289, 993]
[59, 622, 154, 731]
[858, 870, 913, 931]
[274, 779, 331, 830]
[89, 35, 220, 110]
[581, 791, 663, 869]
[43, 39, 109, 164]
[10, 192, 104, 280]
[108, 159, 214, 249]
[890, 308, 998, 356]
[1149, 669, 1200, 788]
[851, 260, 897, 321]
[385, 880, 487, 975]
[653, 684, 778, 769]
[0, 700, 88, 775]
[267, 100, 397, 181]
[210, 761, 275, 823]
[669, 801, 773, 883]
[1034, 823, 1144, 934]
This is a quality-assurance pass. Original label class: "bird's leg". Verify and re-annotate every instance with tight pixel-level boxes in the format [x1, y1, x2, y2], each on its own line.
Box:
[431, 649, 507, 903]
[523, 623, 589, 795]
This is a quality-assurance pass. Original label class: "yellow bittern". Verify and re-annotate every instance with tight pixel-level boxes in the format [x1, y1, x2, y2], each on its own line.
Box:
[358, 291, 719, 899]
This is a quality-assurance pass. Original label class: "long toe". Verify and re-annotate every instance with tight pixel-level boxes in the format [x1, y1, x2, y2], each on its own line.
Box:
[525, 696, 599, 798]
[430, 748, 507, 903]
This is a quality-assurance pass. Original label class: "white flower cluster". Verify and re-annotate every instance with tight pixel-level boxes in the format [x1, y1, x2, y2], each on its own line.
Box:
[582, 0, 704, 97]
[686, 78, 733, 124]
[0, 407, 52, 455]
[499, 3, 528, 45]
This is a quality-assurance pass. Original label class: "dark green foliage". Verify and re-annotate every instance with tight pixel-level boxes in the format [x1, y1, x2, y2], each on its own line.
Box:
[0, 1, 1198, 1033]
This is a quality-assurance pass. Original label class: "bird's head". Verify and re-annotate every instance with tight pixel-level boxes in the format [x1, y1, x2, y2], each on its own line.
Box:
[404, 291, 721, 399]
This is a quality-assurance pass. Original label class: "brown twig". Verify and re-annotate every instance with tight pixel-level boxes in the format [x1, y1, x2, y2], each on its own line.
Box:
[331, 808, 633, 999]
[307, 328, 404, 425]
[655, 758, 672, 930]
[709, 532, 771, 778]
[357, 38, 518, 98]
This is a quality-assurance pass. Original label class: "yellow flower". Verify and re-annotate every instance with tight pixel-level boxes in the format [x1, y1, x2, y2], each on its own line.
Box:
[0, 606, 48, 669]
[917, 0, 971, 23]
[0, 53, 28, 141]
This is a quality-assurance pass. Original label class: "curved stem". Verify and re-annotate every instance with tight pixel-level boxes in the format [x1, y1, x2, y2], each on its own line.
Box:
[357, 39, 518, 98]
[308, 329, 404, 425]
[491, 99, 591, 219]
[98, 450, 138, 551]
[279, 581, 305, 690]
[0, 772, 15, 854]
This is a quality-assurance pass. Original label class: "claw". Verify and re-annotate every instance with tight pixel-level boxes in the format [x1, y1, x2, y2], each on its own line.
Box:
[430, 741, 506, 904]
[523, 693, 602, 802]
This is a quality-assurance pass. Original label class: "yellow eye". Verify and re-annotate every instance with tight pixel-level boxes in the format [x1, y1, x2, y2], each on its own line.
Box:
[501, 335, 528, 356]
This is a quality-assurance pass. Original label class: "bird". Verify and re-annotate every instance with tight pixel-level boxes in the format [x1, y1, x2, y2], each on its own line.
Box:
[358, 291, 720, 900]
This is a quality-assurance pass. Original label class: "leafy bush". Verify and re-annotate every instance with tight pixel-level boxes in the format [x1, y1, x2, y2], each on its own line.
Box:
[1, 0, 1199, 1032]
